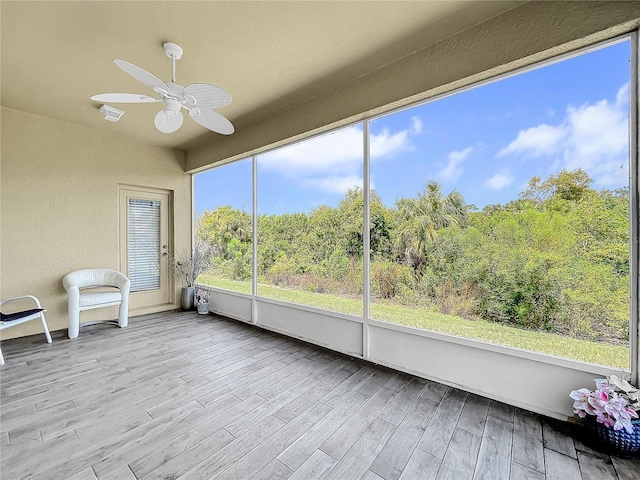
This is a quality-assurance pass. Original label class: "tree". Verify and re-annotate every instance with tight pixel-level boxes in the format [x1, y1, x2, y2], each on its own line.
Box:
[196, 206, 252, 280]
[520, 168, 593, 204]
[334, 187, 393, 259]
[394, 181, 469, 273]
[196, 206, 251, 259]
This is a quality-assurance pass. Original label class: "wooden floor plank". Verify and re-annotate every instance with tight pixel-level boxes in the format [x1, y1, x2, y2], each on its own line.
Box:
[544, 448, 582, 480]
[379, 377, 427, 426]
[2, 430, 80, 478]
[273, 369, 351, 424]
[232, 357, 314, 400]
[136, 427, 235, 480]
[512, 409, 544, 473]
[321, 366, 376, 407]
[320, 387, 398, 461]
[416, 388, 467, 459]
[288, 449, 336, 480]
[436, 427, 481, 480]
[178, 415, 285, 480]
[250, 459, 292, 480]
[383, 372, 412, 393]
[362, 471, 386, 480]
[456, 394, 490, 437]
[257, 357, 332, 400]
[129, 422, 234, 478]
[611, 456, 640, 480]
[224, 375, 321, 438]
[323, 418, 397, 480]
[510, 461, 545, 480]
[398, 448, 442, 480]
[577, 450, 618, 480]
[487, 400, 515, 423]
[215, 400, 332, 480]
[420, 380, 449, 404]
[473, 415, 513, 480]
[369, 396, 439, 480]
[277, 392, 369, 471]
[542, 417, 577, 459]
[357, 370, 395, 398]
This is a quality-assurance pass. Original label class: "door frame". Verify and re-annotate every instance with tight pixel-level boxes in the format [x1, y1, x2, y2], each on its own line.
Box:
[118, 184, 175, 312]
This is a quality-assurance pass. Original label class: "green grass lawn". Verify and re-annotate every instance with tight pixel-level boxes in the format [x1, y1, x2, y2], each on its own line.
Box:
[197, 274, 629, 369]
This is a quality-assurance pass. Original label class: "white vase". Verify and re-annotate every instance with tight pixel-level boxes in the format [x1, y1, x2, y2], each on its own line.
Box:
[197, 303, 209, 315]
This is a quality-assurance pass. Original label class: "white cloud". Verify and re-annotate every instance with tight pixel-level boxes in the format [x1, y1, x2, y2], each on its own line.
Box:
[485, 171, 515, 190]
[437, 146, 473, 181]
[411, 116, 423, 134]
[259, 118, 420, 194]
[497, 124, 567, 158]
[496, 83, 629, 187]
[370, 128, 412, 159]
[259, 127, 363, 176]
[303, 175, 364, 195]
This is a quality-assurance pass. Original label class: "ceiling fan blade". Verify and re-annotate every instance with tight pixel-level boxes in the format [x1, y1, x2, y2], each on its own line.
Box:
[189, 108, 234, 135]
[183, 83, 232, 108]
[90, 93, 157, 103]
[154, 110, 184, 134]
[114, 59, 170, 95]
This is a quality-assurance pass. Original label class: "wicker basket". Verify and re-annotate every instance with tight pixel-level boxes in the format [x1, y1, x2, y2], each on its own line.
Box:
[583, 416, 640, 459]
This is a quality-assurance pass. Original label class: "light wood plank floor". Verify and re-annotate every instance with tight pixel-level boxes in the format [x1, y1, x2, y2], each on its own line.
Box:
[1, 311, 639, 480]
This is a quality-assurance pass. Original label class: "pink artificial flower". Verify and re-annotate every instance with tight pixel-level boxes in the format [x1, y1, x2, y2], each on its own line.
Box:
[595, 378, 614, 391]
[570, 381, 640, 434]
[570, 388, 591, 402]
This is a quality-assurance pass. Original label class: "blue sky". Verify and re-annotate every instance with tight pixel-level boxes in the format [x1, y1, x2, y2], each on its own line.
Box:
[196, 39, 631, 215]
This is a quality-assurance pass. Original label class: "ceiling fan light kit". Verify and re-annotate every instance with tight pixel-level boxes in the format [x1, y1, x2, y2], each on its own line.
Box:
[90, 42, 234, 135]
[99, 104, 124, 122]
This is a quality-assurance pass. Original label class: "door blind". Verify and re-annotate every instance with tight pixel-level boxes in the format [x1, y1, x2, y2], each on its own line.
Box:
[128, 199, 161, 292]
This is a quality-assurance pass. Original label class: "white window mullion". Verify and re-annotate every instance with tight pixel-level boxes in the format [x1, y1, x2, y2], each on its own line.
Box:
[363, 120, 371, 359]
[631, 31, 640, 385]
[252, 155, 258, 325]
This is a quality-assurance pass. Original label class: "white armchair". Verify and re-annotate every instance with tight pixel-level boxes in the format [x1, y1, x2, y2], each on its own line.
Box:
[63, 269, 130, 339]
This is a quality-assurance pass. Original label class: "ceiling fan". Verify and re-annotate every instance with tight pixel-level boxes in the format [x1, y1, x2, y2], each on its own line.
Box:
[91, 42, 234, 135]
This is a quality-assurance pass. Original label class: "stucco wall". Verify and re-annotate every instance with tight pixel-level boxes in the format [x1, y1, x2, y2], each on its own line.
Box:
[0, 107, 190, 339]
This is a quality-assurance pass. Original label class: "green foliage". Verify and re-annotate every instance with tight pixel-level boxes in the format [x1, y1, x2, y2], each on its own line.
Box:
[371, 260, 412, 299]
[520, 168, 594, 203]
[196, 171, 631, 351]
[394, 182, 469, 275]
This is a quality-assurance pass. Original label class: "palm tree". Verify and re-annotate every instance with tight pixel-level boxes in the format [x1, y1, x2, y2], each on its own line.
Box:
[395, 181, 468, 273]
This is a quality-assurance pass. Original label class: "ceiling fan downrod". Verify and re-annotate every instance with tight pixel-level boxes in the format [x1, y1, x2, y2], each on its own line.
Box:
[163, 42, 183, 83]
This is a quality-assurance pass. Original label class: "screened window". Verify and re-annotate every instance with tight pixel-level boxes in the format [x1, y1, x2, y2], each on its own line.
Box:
[194, 158, 253, 294]
[368, 39, 631, 369]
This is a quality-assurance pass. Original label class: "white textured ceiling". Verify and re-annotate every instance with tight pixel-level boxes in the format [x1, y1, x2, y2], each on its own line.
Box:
[1, 1, 521, 151]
